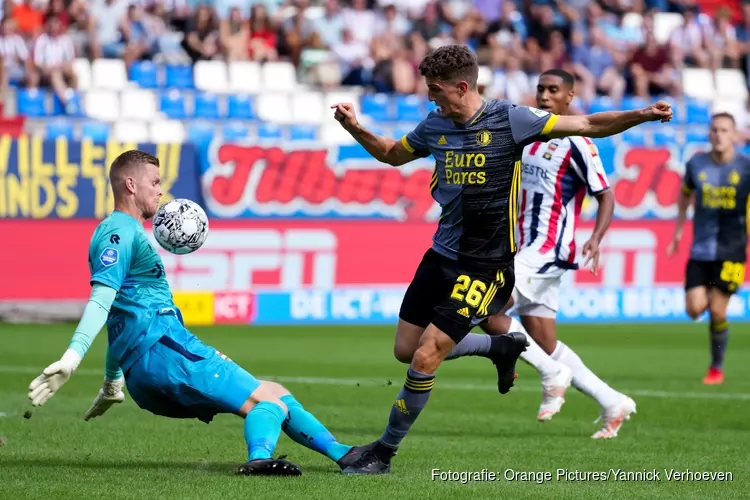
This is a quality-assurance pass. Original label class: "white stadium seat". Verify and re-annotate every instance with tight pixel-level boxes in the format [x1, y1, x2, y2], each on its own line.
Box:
[194, 60, 228, 92]
[228, 61, 262, 93]
[84, 90, 120, 121]
[715, 69, 748, 102]
[256, 93, 292, 123]
[320, 123, 356, 145]
[681, 68, 715, 101]
[113, 120, 149, 142]
[291, 91, 325, 124]
[92, 59, 128, 90]
[323, 90, 362, 121]
[120, 89, 157, 121]
[73, 58, 92, 91]
[149, 120, 187, 143]
[653, 12, 684, 44]
[262, 61, 297, 92]
[477, 65, 493, 87]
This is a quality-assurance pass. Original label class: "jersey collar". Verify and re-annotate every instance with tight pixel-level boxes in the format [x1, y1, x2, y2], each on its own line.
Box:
[453, 99, 487, 129]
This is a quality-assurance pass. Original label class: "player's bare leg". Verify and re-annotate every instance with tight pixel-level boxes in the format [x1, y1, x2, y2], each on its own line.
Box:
[704, 288, 731, 384]
[343, 325, 527, 475]
[482, 313, 572, 421]
[685, 286, 710, 320]
[393, 319, 427, 363]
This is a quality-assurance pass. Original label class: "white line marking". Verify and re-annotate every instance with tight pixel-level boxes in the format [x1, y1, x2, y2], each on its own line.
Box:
[3, 365, 749, 401]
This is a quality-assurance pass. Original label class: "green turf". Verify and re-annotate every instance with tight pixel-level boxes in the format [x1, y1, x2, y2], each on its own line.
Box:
[1, 323, 749, 499]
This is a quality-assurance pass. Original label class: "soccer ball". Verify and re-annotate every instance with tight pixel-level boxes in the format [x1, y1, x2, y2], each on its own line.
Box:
[153, 198, 209, 255]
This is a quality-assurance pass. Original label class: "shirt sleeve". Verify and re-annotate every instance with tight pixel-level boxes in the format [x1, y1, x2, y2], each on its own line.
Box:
[89, 225, 135, 291]
[67, 284, 117, 358]
[569, 137, 610, 195]
[508, 105, 559, 146]
[682, 157, 695, 194]
[400, 117, 431, 158]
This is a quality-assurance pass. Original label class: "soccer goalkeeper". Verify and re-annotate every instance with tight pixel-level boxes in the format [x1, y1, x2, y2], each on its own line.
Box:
[27, 150, 367, 476]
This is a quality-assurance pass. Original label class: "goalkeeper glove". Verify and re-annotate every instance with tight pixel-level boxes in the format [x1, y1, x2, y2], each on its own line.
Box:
[83, 377, 125, 421]
[28, 349, 82, 407]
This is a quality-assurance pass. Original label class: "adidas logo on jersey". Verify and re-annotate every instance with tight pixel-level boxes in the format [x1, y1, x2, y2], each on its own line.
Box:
[438, 135, 447, 145]
[457, 307, 470, 318]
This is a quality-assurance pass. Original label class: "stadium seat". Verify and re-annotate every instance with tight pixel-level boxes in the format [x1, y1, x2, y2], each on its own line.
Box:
[256, 122, 284, 139]
[653, 12, 684, 44]
[393, 124, 416, 140]
[361, 93, 391, 122]
[685, 127, 708, 143]
[321, 123, 356, 145]
[682, 68, 715, 101]
[186, 120, 215, 147]
[222, 121, 250, 142]
[622, 127, 647, 145]
[291, 91, 325, 124]
[52, 90, 83, 117]
[194, 92, 222, 119]
[130, 61, 159, 88]
[394, 95, 424, 122]
[651, 126, 677, 146]
[121, 89, 157, 121]
[113, 120, 149, 142]
[160, 89, 188, 119]
[686, 100, 711, 125]
[84, 90, 120, 121]
[165, 65, 194, 88]
[81, 121, 111, 142]
[227, 94, 255, 119]
[92, 59, 128, 90]
[477, 65, 493, 88]
[45, 119, 75, 139]
[149, 120, 186, 143]
[289, 124, 317, 141]
[228, 61, 261, 93]
[715, 69, 749, 102]
[324, 90, 363, 121]
[194, 60, 228, 92]
[17, 88, 48, 117]
[588, 97, 616, 114]
[73, 58, 92, 91]
[256, 93, 292, 123]
[621, 96, 649, 110]
[262, 61, 297, 92]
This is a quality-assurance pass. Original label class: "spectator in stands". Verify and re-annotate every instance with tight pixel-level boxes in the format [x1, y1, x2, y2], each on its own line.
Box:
[46, 0, 71, 29]
[342, 0, 377, 45]
[312, 0, 344, 49]
[247, 3, 277, 62]
[711, 7, 740, 70]
[478, 1, 526, 68]
[279, 0, 319, 67]
[181, 3, 219, 63]
[12, 0, 44, 38]
[737, 2, 750, 86]
[88, 0, 129, 60]
[411, 1, 441, 42]
[0, 16, 30, 103]
[629, 30, 681, 97]
[374, 3, 411, 40]
[331, 26, 372, 86]
[668, 6, 711, 68]
[487, 54, 533, 104]
[219, 6, 248, 62]
[118, 4, 159, 66]
[28, 15, 77, 113]
[572, 26, 626, 104]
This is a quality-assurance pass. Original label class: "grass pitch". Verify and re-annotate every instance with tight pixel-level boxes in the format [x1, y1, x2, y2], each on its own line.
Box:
[1, 323, 749, 499]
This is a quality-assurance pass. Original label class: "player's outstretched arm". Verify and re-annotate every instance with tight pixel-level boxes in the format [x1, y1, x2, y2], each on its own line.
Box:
[547, 101, 673, 139]
[28, 284, 117, 407]
[331, 103, 418, 166]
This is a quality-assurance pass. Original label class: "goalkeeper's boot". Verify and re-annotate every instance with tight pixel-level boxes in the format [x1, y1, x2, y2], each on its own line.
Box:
[237, 456, 302, 476]
[341, 441, 396, 475]
[489, 332, 529, 394]
[537, 365, 573, 421]
[591, 396, 637, 439]
[336, 441, 377, 470]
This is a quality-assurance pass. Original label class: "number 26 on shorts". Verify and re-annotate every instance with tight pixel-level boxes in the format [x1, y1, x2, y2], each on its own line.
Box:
[450, 275, 487, 307]
[720, 261, 745, 287]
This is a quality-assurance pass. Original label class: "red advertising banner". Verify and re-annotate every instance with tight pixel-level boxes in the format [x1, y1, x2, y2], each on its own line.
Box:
[0, 218, 728, 301]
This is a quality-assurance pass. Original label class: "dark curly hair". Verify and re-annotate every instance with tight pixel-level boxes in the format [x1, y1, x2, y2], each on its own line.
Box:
[418, 45, 479, 87]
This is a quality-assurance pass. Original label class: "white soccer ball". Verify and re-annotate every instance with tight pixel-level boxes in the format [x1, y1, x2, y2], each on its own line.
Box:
[153, 198, 209, 255]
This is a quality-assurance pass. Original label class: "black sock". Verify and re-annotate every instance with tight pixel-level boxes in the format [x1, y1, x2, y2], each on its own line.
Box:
[710, 320, 729, 369]
[379, 367, 435, 457]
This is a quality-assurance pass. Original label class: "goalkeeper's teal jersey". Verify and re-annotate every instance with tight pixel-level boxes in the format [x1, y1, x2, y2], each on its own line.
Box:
[88, 211, 175, 373]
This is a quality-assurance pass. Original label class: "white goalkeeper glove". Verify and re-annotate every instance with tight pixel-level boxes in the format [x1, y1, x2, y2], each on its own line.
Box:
[28, 349, 82, 407]
[83, 377, 125, 421]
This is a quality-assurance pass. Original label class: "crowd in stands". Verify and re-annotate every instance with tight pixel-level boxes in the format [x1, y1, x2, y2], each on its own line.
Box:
[0, 0, 749, 113]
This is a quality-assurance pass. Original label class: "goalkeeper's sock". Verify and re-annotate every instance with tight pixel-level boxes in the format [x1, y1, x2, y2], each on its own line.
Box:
[244, 401, 286, 461]
[280, 395, 352, 463]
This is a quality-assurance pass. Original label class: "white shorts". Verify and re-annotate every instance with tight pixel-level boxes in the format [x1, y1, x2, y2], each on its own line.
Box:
[510, 266, 562, 319]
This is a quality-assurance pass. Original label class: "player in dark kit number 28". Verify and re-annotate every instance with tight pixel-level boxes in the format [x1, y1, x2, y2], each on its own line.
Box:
[331, 45, 673, 475]
[667, 112, 750, 385]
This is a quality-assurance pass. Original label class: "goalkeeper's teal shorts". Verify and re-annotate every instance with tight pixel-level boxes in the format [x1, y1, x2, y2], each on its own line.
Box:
[124, 311, 260, 423]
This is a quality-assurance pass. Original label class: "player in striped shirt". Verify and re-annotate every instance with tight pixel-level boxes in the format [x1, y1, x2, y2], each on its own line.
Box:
[480, 70, 635, 439]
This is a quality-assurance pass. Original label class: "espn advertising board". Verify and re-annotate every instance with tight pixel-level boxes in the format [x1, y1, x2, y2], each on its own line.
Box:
[3, 219, 750, 324]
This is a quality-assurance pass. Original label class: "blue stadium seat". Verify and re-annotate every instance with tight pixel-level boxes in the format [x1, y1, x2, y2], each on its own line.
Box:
[51, 92, 83, 117]
[17, 89, 48, 117]
[622, 127, 646, 145]
[223, 121, 249, 142]
[257, 122, 283, 139]
[130, 61, 159, 88]
[587, 97, 616, 114]
[686, 101, 711, 125]
[289, 124, 317, 141]
[46, 119, 75, 139]
[81, 121, 111, 142]
[165, 64, 194, 88]
[394, 95, 424, 122]
[186, 121, 215, 147]
[685, 127, 708, 143]
[227, 94, 255, 119]
[194, 92, 221, 119]
[621, 96, 649, 110]
[160, 90, 188, 119]
[652, 127, 677, 146]
[361, 93, 391, 121]
[393, 124, 417, 140]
